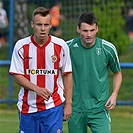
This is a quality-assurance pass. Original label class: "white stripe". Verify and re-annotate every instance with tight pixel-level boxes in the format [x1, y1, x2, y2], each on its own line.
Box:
[102, 40, 120, 70]
[45, 99, 55, 110]
[57, 70, 65, 102]
[46, 42, 55, 93]
[17, 87, 24, 112]
[102, 39, 119, 61]
[28, 43, 37, 112]
[28, 91, 37, 113]
[66, 39, 74, 46]
[45, 42, 55, 109]
[104, 109, 111, 122]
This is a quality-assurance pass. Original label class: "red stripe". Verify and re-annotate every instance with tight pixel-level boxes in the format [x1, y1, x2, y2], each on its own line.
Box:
[36, 48, 46, 111]
[53, 44, 62, 106]
[21, 44, 30, 114]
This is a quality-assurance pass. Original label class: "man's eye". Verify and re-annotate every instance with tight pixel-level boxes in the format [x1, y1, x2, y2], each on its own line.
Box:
[44, 24, 49, 26]
[37, 24, 41, 26]
[83, 30, 88, 32]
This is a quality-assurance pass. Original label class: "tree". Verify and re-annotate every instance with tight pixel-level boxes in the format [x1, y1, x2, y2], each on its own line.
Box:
[93, 0, 130, 54]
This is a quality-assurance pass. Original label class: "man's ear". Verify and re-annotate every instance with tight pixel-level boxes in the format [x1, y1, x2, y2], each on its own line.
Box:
[31, 21, 34, 28]
[77, 26, 80, 33]
[96, 26, 98, 33]
[50, 24, 52, 29]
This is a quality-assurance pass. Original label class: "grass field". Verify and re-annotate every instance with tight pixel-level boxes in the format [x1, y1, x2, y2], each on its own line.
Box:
[0, 106, 133, 133]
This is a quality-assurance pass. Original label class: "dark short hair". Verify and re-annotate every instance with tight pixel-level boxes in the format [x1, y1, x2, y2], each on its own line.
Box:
[78, 12, 98, 28]
[32, 7, 50, 21]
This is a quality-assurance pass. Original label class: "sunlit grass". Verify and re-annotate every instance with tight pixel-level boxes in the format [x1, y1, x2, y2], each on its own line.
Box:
[0, 106, 132, 133]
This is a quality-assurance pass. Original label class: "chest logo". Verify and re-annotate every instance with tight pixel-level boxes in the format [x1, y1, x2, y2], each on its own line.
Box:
[51, 55, 57, 63]
[96, 48, 101, 55]
[73, 43, 79, 47]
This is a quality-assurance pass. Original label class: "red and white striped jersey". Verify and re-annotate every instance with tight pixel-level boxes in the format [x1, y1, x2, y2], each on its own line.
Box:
[9, 35, 72, 114]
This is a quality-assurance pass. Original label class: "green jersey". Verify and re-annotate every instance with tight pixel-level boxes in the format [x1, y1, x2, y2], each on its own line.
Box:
[67, 37, 121, 112]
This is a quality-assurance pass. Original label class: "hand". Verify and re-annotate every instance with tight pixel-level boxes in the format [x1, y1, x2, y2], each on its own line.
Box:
[35, 87, 52, 101]
[63, 103, 72, 121]
[105, 93, 117, 110]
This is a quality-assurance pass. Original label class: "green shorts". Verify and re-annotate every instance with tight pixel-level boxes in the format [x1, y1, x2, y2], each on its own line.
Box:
[68, 109, 111, 133]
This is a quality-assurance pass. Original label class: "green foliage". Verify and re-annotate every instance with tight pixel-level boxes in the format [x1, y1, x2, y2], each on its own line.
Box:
[92, 0, 130, 55]
[27, 0, 131, 55]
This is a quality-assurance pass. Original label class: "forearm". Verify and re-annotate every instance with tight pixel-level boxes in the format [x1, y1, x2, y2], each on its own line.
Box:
[112, 71, 122, 97]
[13, 74, 52, 100]
[13, 74, 38, 92]
[105, 71, 122, 110]
[63, 73, 73, 104]
[63, 72, 73, 120]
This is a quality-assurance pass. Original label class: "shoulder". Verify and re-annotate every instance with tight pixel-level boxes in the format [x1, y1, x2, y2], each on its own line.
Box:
[50, 35, 68, 48]
[66, 38, 80, 47]
[51, 35, 65, 44]
[16, 36, 31, 44]
[15, 36, 31, 48]
[101, 39, 117, 52]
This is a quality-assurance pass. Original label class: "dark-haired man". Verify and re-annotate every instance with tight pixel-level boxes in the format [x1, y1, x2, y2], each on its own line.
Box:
[67, 12, 122, 133]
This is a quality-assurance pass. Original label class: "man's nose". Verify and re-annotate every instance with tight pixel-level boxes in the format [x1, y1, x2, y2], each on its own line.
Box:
[41, 25, 45, 30]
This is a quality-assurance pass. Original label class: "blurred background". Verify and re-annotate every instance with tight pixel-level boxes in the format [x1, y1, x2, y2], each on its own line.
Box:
[0, 0, 133, 133]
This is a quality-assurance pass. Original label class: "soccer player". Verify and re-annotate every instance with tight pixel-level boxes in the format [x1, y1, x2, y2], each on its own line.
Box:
[66, 12, 122, 133]
[9, 7, 72, 133]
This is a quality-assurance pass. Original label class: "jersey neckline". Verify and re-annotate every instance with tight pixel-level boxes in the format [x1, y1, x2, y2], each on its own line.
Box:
[30, 34, 51, 49]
